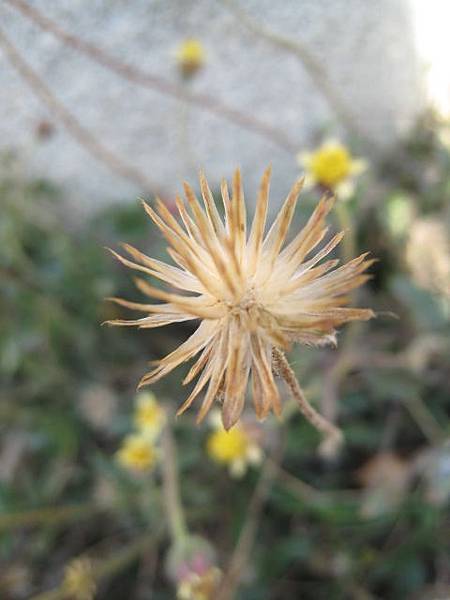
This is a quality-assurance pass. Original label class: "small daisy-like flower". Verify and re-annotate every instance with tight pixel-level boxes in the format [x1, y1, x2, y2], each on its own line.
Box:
[299, 140, 366, 197]
[63, 558, 96, 600]
[175, 38, 206, 77]
[116, 433, 158, 472]
[107, 168, 374, 430]
[206, 411, 262, 477]
[134, 391, 166, 439]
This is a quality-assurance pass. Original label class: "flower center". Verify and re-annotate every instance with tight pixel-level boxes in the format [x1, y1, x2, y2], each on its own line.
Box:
[207, 427, 249, 463]
[310, 144, 351, 187]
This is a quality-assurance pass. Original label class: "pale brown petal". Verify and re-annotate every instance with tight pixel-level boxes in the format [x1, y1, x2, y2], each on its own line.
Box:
[175, 195, 205, 246]
[105, 313, 195, 328]
[196, 322, 231, 423]
[139, 320, 219, 388]
[230, 168, 246, 260]
[279, 194, 335, 265]
[247, 166, 271, 276]
[263, 176, 305, 266]
[280, 231, 345, 292]
[250, 334, 281, 416]
[251, 369, 268, 419]
[120, 243, 203, 293]
[132, 277, 225, 320]
[176, 352, 217, 415]
[182, 342, 214, 384]
[199, 171, 226, 236]
[222, 330, 251, 429]
[220, 178, 232, 234]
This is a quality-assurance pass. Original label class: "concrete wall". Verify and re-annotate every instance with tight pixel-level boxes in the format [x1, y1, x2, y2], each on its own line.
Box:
[0, 0, 426, 213]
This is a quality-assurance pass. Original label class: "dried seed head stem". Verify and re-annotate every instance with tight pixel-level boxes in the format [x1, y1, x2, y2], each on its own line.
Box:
[272, 347, 343, 457]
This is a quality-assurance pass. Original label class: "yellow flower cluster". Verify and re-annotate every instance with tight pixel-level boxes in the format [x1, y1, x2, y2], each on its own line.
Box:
[116, 392, 166, 473]
[62, 558, 96, 600]
[175, 38, 206, 77]
[299, 139, 366, 197]
[206, 412, 262, 477]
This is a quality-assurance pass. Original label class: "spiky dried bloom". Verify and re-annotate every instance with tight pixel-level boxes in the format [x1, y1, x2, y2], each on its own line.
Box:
[107, 168, 374, 430]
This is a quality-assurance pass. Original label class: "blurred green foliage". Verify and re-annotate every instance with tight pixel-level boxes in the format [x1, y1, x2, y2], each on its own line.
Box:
[0, 117, 450, 600]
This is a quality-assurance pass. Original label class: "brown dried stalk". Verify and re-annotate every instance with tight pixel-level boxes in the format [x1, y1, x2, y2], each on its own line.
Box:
[272, 347, 343, 456]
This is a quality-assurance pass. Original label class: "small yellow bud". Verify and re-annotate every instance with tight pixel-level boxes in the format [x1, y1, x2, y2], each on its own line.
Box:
[176, 38, 206, 77]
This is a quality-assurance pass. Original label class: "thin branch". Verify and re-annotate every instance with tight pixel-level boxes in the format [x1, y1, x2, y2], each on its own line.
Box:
[273, 347, 343, 457]
[401, 396, 446, 446]
[216, 445, 281, 600]
[5, 0, 297, 153]
[219, 0, 372, 148]
[0, 503, 99, 532]
[0, 25, 160, 194]
[161, 424, 188, 546]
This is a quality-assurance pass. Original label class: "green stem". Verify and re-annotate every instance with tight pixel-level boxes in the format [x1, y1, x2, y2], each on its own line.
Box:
[161, 424, 188, 547]
[0, 503, 99, 532]
[335, 200, 356, 264]
[334, 198, 363, 350]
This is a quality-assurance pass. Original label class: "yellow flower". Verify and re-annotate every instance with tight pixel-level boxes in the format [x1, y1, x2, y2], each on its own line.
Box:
[206, 412, 262, 477]
[63, 558, 96, 600]
[177, 567, 222, 600]
[134, 392, 166, 438]
[299, 140, 366, 195]
[116, 433, 157, 472]
[176, 38, 206, 76]
[107, 168, 374, 429]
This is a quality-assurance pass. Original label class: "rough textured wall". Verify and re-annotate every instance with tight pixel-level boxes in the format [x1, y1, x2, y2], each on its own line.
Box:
[0, 0, 424, 212]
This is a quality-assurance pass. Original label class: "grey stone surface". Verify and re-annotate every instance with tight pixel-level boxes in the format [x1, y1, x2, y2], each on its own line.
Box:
[0, 0, 425, 214]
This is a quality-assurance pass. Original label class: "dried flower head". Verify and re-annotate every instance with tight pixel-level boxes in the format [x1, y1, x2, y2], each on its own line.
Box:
[107, 168, 374, 430]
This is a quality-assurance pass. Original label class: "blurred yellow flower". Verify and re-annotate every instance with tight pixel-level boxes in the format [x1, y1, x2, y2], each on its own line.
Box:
[116, 433, 157, 472]
[63, 558, 96, 600]
[176, 38, 206, 76]
[177, 566, 222, 600]
[299, 140, 366, 196]
[206, 412, 262, 477]
[134, 392, 166, 438]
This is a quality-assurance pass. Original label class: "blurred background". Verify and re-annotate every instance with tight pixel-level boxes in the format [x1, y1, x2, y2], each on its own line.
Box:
[0, 1, 449, 599]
